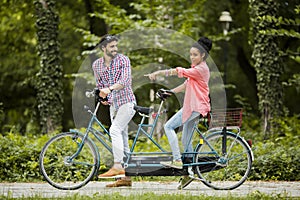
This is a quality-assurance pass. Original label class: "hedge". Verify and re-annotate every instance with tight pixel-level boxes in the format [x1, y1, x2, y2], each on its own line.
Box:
[0, 116, 299, 182]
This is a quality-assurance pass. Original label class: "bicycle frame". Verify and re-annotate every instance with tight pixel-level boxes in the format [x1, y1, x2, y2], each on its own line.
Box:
[69, 96, 240, 170]
[129, 100, 169, 155]
[70, 99, 170, 167]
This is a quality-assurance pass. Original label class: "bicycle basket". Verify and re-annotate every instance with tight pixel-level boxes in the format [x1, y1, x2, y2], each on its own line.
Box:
[209, 108, 243, 128]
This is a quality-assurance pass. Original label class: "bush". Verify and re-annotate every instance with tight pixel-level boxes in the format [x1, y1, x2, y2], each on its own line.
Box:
[0, 132, 50, 182]
[0, 114, 299, 182]
[246, 114, 300, 181]
[249, 141, 300, 180]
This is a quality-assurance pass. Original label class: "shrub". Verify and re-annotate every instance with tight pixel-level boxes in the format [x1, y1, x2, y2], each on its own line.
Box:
[247, 114, 300, 181]
[249, 141, 300, 180]
[0, 114, 299, 182]
[0, 132, 50, 182]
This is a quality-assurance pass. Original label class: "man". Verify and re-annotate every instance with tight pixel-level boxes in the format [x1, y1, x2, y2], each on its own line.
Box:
[92, 34, 136, 187]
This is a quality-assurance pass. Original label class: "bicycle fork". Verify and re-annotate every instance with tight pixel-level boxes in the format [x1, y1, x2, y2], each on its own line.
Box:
[221, 127, 227, 156]
[65, 130, 90, 165]
[216, 127, 228, 166]
[219, 127, 241, 166]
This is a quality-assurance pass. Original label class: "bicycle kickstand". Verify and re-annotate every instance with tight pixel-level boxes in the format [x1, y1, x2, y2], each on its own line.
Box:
[187, 166, 205, 181]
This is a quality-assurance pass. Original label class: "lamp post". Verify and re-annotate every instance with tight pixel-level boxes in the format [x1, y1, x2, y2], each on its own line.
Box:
[219, 11, 232, 36]
[219, 11, 232, 85]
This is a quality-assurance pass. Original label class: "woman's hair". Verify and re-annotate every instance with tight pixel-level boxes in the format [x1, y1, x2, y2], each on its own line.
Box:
[192, 37, 212, 60]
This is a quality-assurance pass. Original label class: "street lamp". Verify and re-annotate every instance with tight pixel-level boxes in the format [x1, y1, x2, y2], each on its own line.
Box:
[219, 11, 232, 86]
[219, 11, 232, 36]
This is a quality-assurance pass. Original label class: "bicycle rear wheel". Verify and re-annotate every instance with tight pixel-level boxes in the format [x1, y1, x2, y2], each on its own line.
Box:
[39, 132, 99, 190]
[194, 131, 252, 190]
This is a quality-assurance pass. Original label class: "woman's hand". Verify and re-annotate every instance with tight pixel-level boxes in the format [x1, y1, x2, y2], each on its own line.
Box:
[144, 71, 158, 81]
[145, 69, 177, 81]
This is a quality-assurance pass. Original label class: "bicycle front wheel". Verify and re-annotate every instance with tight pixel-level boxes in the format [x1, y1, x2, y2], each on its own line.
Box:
[194, 131, 252, 190]
[39, 132, 99, 190]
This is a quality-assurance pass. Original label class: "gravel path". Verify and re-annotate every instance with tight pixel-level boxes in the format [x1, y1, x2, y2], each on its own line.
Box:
[1, 181, 300, 198]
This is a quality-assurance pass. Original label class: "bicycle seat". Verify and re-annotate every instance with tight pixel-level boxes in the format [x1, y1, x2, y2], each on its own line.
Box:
[134, 105, 154, 115]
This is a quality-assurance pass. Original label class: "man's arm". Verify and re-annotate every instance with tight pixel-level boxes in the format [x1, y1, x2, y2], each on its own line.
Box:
[115, 55, 132, 87]
[99, 83, 124, 98]
[99, 55, 131, 98]
[92, 60, 105, 89]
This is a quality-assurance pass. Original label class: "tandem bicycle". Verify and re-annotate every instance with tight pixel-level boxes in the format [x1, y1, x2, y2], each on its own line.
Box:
[39, 88, 254, 190]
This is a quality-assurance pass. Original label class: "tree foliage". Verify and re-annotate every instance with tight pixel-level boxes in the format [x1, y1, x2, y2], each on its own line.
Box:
[78, 0, 216, 125]
[0, 0, 299, 135]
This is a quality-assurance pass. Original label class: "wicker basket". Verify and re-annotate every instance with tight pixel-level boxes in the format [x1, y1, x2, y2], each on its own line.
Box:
[209, 108, 243, 128]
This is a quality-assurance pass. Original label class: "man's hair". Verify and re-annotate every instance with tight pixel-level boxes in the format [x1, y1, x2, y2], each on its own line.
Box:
[98, 34, 119, 49]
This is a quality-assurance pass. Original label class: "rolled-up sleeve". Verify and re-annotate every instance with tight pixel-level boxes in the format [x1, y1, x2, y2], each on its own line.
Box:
[176, 67, 200, 79]
[92, 60, 104, 89]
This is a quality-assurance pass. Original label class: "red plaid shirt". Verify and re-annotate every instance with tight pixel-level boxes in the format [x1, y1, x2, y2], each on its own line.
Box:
[92, 54, 136, 109]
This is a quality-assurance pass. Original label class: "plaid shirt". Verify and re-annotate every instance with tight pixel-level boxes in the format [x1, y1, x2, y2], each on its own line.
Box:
[92, 54, 136, 110]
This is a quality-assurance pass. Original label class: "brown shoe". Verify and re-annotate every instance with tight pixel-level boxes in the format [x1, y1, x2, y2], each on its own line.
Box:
[98, 168, 125, 179]
[106, 179, 132, 187]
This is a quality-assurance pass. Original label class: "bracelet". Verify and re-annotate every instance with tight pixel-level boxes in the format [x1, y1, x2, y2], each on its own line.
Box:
[165, 69, 169, 77]
[170, 69, 173, 76]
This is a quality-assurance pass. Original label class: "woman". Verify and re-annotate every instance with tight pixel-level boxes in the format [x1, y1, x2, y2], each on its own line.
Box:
[145, 37, 212, 189]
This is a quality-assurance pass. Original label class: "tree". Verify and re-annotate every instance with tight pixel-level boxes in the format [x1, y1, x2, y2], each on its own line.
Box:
[256, 3, 300, 115]
[249, 0, 285, 138]
[34, 0, 63, 133]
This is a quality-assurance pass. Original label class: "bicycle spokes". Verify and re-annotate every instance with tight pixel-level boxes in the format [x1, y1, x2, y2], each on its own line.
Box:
[194, 132, 252, 190]
[39, 132, 99, 190]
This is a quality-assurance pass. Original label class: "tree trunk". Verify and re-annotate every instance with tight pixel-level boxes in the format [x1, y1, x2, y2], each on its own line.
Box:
[34, 0, 63, 133]
[249, 0, 284, 138]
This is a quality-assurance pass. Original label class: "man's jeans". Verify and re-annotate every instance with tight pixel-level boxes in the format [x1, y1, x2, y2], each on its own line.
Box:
[164, 109, 200, 161]
[109, 102, 136, 163]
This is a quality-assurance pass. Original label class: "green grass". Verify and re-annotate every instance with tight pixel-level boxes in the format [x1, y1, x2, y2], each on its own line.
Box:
[1, 192, 298, 200]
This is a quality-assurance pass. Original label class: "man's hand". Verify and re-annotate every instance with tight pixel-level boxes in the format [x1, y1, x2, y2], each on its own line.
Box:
[98, 88, 110, 105]
[99, 88, 111, 98]
[101, 101, 109, 105]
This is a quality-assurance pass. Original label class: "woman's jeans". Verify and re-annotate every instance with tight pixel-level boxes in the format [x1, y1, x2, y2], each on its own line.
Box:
[164, 109, 200, 161]
[109, 102, 136, 163]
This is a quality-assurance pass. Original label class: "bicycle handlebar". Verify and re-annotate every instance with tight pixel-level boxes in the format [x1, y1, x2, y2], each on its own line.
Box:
[85, 90, 94, 98]
[86, 88, 172, 103]
[85, 88, 108, 102]
[156, 88, 175, 101]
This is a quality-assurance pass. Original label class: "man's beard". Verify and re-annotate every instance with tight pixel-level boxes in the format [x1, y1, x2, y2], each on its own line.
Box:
[107, 51, 117, 58]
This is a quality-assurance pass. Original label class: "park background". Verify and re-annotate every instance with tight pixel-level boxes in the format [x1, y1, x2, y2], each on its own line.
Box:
[0, 0, 299, 183]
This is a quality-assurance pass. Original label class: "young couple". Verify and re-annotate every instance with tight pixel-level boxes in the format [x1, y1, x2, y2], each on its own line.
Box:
[92, 34, 212, 189]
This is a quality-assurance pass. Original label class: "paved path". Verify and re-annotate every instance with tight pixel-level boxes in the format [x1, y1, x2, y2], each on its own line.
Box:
[1, 181, 300, 198]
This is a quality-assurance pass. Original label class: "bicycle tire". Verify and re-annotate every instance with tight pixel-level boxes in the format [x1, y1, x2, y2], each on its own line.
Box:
[39, 132, 100, 190]
[194, 131, 252, 190]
